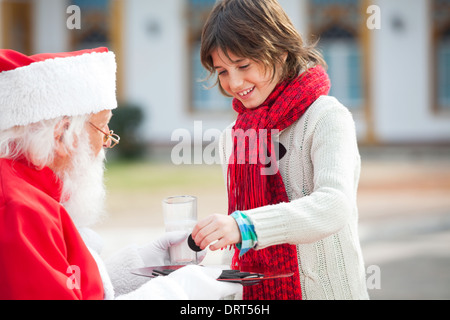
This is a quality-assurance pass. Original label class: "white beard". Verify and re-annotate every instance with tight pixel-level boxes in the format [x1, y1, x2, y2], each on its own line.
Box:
[58, 134, 107, 228]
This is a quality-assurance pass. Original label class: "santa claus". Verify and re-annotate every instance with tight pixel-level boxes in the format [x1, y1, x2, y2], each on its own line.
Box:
[0, 47, 240, 300]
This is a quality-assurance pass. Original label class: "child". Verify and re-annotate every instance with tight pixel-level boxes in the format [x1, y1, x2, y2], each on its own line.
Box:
[192, 0, 369, 300]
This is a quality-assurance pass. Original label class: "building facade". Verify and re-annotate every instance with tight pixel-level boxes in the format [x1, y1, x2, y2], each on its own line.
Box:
[1, 0, 449, 146]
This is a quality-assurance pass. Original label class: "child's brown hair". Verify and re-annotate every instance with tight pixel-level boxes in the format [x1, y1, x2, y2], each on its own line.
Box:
[200, 0, 327, 97]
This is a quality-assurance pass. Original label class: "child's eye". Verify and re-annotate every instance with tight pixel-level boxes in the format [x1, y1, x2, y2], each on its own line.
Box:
[239, 64, 250, 70]
[218, 70, 227, 76]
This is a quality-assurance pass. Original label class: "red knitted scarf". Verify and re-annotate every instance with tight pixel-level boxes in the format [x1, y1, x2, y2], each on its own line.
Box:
[227, 65, 330, 300]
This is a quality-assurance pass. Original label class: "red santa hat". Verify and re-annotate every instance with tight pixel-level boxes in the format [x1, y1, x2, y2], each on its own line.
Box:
[0, 47, 117, 131]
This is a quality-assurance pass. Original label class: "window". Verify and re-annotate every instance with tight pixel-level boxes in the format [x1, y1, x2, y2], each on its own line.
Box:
[437, 37, 450, 109]
[1, 0, 32, 54]
[188, 0, 233, 112]
[70, 0, 111, 50]
[309, 0, 364, 110]
[433, 0, 450, 111]
[69, 0, 123, 99]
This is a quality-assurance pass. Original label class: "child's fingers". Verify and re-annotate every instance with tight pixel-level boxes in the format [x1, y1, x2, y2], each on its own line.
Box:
[208, 237, 231, 251]
[198, 229, 224, 250]
[191, 216, 213, 238]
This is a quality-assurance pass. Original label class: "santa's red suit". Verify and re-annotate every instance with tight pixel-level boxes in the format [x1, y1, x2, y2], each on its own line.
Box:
[0, 157, 104, 299]
[0, 47, 242, 301]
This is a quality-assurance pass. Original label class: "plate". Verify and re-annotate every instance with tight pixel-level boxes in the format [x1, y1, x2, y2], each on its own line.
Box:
[131, 265, 294, 286]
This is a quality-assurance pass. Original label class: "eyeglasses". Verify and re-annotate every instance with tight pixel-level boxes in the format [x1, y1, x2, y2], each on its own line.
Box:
[89, 122, 120, 149]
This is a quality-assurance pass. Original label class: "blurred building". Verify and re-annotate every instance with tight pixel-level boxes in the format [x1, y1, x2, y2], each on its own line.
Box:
[1, 0, 449, 147]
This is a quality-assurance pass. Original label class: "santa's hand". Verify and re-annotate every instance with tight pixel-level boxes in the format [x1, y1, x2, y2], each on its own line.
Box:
[168, 265, 242, 300]
[138, 231, 206, 266]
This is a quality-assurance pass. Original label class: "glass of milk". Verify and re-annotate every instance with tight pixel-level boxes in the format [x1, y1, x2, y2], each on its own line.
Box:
[162, 196, 198, 265]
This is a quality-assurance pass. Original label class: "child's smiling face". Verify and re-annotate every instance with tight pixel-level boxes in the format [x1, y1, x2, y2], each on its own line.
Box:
[212, 49, 284, 110]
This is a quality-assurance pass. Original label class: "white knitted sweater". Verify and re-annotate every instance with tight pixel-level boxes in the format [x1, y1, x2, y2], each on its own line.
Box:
[220, 96, 369, 300]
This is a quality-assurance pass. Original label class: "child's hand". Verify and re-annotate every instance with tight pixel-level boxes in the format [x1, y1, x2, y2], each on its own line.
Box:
[191, 214, 241, 251]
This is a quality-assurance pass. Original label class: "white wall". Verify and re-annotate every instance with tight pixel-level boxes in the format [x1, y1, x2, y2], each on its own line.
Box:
[124, 0, 235, 144]
[124, 0, 236, 143]
[33, 0, 68, 53]
[124, 0, 183, 142]
[279, 0, 308, 37]
[372, 0, 450, 143]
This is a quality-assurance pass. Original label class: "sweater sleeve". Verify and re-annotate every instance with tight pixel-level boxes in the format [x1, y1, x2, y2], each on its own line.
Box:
[242, 104, 360, 248]
[103, 244, 152, 297]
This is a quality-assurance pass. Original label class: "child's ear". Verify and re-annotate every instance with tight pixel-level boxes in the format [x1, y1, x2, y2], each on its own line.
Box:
[53, 118, 71, 158]
[282, 51, 288, 63]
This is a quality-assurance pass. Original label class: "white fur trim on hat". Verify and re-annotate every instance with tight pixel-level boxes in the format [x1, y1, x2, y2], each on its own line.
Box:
[0, 51, 117, 131]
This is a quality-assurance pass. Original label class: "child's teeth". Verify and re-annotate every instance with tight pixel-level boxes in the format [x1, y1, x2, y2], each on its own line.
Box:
[239, 87, 254, 96]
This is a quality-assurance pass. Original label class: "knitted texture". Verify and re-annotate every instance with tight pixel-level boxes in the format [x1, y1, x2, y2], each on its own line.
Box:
[219, 96, 370, 299]
[227, 65, 330, 300]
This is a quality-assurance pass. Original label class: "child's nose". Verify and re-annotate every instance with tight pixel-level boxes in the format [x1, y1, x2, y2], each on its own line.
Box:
[229, 74, 244, 92]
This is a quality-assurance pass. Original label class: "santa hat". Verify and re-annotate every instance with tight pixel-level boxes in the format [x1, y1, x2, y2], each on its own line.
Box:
[0, 47, 117, 131]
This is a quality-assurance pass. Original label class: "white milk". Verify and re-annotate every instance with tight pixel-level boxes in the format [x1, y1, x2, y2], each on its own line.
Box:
[165, 219, 197, 264]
